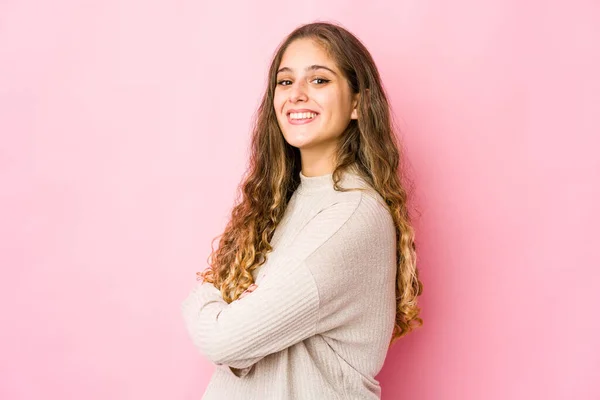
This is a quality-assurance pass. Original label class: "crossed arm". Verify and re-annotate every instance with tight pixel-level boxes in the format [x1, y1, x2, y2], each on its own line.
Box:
[180, 254, 320, 375]
[180, 193, 379, 377]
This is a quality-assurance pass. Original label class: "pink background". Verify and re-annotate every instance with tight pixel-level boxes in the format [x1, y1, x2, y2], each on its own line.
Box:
[1, 1, 599, 399]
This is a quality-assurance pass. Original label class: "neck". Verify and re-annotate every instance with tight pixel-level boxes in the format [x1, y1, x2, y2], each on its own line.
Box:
[299, 143, 337, 177]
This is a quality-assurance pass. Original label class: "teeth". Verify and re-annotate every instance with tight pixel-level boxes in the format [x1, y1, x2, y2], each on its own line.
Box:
[290, 112, 317, 120]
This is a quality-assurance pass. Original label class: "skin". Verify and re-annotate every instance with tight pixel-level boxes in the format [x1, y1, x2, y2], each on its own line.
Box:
[239, 284, 257, 299]
[273, 38, 359, 177]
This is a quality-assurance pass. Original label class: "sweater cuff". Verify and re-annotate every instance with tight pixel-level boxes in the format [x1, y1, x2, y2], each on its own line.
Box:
[220, 364, 253, 378]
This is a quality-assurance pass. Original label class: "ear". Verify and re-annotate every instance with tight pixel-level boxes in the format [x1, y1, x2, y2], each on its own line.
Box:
[350, 92, 360, 120]
[350, 88, 368, 120]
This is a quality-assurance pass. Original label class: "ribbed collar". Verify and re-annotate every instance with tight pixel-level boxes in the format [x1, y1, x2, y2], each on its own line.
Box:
[296, 164, 366, 195]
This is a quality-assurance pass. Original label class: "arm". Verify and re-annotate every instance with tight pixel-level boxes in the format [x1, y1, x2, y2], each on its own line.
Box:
[181, 253, 320, 369]
[180, 281, 263, 372]
[180, 192, 368, 371]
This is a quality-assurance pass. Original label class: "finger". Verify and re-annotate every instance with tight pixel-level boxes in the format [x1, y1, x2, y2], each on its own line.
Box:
[240, 287, 256, 299]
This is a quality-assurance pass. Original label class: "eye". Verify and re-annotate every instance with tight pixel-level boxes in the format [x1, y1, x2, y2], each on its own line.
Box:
[276, 78, 331, 86]
[312, 78, 330, 85]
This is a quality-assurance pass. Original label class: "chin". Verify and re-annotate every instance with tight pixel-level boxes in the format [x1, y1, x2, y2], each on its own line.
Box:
[283, 138, 313, 149]
[280, 130, 310, 146]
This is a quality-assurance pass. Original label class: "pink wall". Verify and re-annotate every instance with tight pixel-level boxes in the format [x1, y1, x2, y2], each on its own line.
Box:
[1, 1, 598, 399]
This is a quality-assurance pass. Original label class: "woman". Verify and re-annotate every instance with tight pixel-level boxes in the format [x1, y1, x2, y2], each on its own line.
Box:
[181, 21, 423, 399]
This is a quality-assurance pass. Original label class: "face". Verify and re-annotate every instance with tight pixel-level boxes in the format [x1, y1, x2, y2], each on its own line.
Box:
[273, 38, 358, 152]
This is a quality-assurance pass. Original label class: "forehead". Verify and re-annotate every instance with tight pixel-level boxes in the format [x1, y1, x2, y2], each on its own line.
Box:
[278, 38, 336, 72]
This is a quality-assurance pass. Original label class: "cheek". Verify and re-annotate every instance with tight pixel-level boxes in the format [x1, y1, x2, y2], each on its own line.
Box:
[313, 90, 342, 115]
[273, 91, 284, 111]
[329, 93, 352, 117]
[272, 94, 286, 126]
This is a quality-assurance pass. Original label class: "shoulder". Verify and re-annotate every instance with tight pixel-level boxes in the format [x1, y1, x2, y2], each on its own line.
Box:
[310, 189, 395, 253]
[334, 190, 396, 246]
[331, 175, 395, 236]
[281, 173, 395, 261]
[303, 189, 397, 296]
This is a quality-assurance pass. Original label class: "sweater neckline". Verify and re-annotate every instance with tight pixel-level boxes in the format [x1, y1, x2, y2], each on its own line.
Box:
[296, 164, 364, 195]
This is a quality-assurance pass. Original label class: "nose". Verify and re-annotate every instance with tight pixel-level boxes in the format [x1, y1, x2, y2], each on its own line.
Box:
[289, 81, 308, 103]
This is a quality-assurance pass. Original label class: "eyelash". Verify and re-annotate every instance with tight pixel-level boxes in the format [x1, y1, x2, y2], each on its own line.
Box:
[276, 78, 331, 86]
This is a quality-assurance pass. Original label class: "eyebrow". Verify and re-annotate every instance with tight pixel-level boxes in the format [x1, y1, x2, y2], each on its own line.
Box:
[276, 64, 338, 76]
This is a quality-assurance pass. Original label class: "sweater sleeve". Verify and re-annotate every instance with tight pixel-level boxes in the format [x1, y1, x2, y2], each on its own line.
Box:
[180, 191, 393, 373]
[180, 254, 319, 375]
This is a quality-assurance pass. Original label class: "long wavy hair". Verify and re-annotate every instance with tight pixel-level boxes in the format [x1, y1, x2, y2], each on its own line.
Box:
[198, 21, 423, 345]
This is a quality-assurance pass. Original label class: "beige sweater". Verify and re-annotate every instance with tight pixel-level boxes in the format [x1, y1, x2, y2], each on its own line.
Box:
[181, 166, 397, 399]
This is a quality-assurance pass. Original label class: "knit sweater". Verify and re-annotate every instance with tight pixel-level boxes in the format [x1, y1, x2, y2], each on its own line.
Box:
[181, 165, 398, 399]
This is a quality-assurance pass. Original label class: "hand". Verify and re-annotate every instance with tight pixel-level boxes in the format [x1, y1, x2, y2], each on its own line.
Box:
[239, 284, 258, 299]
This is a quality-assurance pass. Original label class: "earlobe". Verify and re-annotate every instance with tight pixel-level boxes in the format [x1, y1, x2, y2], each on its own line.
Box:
[351, 93, 360, 120]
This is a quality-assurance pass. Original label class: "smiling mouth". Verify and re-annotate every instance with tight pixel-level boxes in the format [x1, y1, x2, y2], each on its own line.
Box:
[288, 112, 318, 120]
[287, 112, 319, 125]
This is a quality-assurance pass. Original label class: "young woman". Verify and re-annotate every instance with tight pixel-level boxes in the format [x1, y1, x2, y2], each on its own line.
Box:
[181, 21, 423, 399]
